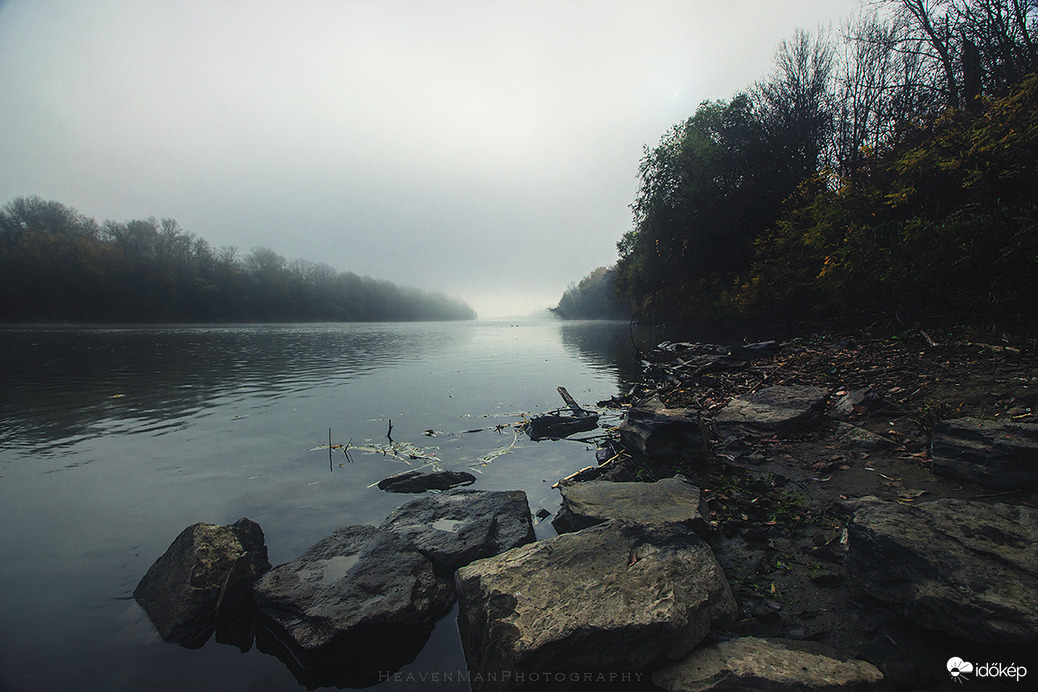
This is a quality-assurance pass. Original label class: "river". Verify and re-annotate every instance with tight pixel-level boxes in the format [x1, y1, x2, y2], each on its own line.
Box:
[0, 320, 651, 691]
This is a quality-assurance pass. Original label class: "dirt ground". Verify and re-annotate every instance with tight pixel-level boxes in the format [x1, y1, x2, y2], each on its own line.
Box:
[597, 329, 1038, 690]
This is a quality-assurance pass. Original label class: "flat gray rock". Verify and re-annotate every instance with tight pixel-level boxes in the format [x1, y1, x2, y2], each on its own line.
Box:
[552, 476, 709, 536]
[845, 496, 1038, 643]
[652, 637, 886, 691]
[379, 489, 535, 575]
[834, 422, 895, 450]
[134, 518, 270, 645]
[619, 397, 710, 460]
[716, 386, 829, 434]
[455, 520, 737, 691]
[253, 525, 453, 664]
[931, 417, 1038, 490]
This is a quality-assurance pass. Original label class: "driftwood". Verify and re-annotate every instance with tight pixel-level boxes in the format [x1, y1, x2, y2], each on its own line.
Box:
[557, 387, 588, 416]
[526, 387, 599, 441]
[526, 414, 600, 441]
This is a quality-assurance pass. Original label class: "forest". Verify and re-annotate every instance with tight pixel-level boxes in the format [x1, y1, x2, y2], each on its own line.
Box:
[0, 197, 476, 323]
[550, 266, 629, 320]
[557, 0, 1038, 330]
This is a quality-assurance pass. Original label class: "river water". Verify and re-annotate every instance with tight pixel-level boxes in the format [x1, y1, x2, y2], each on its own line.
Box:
[0, 320, 649, 691]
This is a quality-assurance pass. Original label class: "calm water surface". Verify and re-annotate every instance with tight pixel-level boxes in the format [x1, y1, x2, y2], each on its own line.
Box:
[0, 320, 645, 691]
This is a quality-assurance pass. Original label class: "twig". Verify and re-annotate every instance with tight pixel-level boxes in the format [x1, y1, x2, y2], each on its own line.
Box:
[551, 453, 625, 488]
[964, 341, 1020, 354]
[971, 489, 1020, 500]
[750, 360, 790, 393]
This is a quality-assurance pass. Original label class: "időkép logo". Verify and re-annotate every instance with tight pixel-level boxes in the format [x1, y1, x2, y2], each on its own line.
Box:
[947, 657, 1028, 683]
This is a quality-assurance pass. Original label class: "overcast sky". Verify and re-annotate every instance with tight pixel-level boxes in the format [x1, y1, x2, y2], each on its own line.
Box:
[0, 0, 862, 317]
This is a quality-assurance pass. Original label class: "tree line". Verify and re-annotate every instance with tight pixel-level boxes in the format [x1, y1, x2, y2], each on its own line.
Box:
[550, 266, 628, 320]
[0, 196, 476, 322]
[558, 0, 1038, 328]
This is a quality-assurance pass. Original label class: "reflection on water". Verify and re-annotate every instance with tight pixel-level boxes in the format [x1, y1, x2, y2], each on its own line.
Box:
[0, 324, 464, 454]
[0, 319, 642, 691]
[558, 321, 643, 387]
[558, 321, 714, 391]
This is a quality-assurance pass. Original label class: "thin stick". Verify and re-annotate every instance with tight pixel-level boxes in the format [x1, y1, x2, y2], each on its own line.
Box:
[387, 419, 393, 442]
[329, 428, 333, 471]
[551, 453, 624, 488]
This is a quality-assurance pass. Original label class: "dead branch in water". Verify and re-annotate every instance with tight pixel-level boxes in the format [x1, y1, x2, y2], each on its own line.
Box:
[557, 386, 590, 416]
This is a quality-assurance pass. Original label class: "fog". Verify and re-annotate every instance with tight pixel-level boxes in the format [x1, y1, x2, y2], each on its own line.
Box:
[0, 0, 860, 317]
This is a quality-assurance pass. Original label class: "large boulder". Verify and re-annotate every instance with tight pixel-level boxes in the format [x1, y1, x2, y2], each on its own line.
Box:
[455, 520, 737, 691]
[378, 489, 535, 575]
[552, 476, 710, 536]
[376, 469, 476, 493]
[652, 637, 886, 691]
[619, 397, 710, 460]
[844, 497, 1038, 643]
[931, 417, 1038, 490]
[252, 525, 453, 668]
[134, 518, 270, 645]
[715, 386, 830, 435]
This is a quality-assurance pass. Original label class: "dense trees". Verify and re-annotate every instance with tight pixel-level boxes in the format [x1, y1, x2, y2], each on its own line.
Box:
[735, 73, 1038, 324]
[603, 0, 1037, 329]
[614, 30, 834, 323]
[0, 197, 476, 323]
[614, 97, 767, 321]
[551, 266, 628, 319]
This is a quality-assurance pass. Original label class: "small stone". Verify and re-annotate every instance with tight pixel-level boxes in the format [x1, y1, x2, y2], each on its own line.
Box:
[829, 389, 885, 420]
[376, 469, 476, 493]
[834, 422, 896, 450]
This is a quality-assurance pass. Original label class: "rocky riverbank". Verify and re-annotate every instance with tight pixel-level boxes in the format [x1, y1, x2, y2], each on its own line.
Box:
[134, 330, 1038, 690]
[578, 331, 1038, 690]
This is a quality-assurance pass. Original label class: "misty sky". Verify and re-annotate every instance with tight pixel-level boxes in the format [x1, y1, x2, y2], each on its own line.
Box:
[0, 0, 861, 317]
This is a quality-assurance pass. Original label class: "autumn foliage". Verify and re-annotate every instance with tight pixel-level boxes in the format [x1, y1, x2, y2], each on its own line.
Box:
[734, 74, 1038, 326]
[604, 0, 1038, 330]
